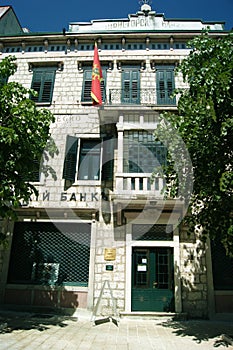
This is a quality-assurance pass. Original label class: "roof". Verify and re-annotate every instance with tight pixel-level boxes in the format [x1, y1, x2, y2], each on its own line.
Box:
[0, 6, 10, 18]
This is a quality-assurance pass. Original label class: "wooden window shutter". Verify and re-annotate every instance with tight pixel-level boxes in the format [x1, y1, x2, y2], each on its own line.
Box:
[102, 137, 115, 181]
[122, 69, 140, 104]
[62, 135, 78, 182]
[31, 68, 56, 103]
[41, 71, 55, 102]
[82, 70, 92, 102]
[156, 66, 175, 105]
[82, 68, 106, 102]
[31, 71, 42, 102]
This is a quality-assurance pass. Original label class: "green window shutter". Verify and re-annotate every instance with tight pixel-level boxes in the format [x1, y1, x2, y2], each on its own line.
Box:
[63, 135, 78, 182]
[156, 66, 175, 105]
[81, 68, 106, 102]
[31, 68, 56, 103]
[122, 69, 140, 104]
[31, 71, 42, 102]
[82, 70, 92, 102]
[102, 137, 115, 181]
[41, 71, 55, 102]
[0, 75, 8, 86]
[30, 159, 40, 182]
[23, 158, 40, 182]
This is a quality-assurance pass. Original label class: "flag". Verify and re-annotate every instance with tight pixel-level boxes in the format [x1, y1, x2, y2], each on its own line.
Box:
[91, 43, 103, 106]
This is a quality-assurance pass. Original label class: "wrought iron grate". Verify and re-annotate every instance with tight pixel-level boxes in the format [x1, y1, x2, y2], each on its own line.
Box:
[132, 224, 173, 241]
[8, 222, 91, 286]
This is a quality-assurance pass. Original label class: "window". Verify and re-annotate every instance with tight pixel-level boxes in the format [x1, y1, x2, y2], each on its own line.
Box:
[62, 136, 101, 184]
[30, 67, 56, 103]
[156, 66, 176, 105]
[121, 68, 140, 104]
[8, 222, 91, 286]
[0, 76, 8, 86]
[211, 238, 233, 290]
[25, 158, 40, 182]
[123, 130, 166, 173]
[78, 140, 101, 180]
[81, 66, 106, 103]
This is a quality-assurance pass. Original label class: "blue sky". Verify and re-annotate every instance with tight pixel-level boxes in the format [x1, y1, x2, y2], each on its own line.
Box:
[5, 0, 233, 32]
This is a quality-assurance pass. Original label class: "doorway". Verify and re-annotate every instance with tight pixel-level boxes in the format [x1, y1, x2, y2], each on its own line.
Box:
[132, 247, 174, 312]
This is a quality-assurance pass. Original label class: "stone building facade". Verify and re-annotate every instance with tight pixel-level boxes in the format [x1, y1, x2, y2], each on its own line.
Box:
[0, 3, 232, 318]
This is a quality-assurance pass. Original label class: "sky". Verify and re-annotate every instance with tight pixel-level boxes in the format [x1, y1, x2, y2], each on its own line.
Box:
[3, 0, 233, 32]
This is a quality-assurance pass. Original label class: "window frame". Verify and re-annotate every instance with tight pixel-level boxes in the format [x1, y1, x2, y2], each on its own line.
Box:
[81, 66, 107, 104]
[121, 66, 140, 104]
[156, 65, 176, 105]
[62, 136, 103, 186]
[123, 130, 167, 174]
[78, 139, 102, 181]
[30, 66, 56, 104]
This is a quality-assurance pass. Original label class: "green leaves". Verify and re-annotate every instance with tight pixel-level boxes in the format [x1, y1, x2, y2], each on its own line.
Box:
[0, 56, 58, 230]
[154, 32, 233, 255]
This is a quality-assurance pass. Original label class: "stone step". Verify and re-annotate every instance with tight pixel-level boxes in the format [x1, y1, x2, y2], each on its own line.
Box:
[119, 311, 187, 321]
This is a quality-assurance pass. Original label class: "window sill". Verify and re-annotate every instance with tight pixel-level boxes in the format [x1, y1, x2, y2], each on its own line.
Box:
[34, 102, 52, 106]
[80, 101, 92, 106]
[75, 180, 101, 186]
[6, 283, 88, 292]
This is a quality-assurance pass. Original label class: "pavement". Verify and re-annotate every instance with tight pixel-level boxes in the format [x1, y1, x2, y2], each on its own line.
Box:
[0, 309, 233, 350]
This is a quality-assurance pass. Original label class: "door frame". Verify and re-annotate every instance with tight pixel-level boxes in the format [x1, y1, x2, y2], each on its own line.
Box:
[125, 219, 182, 313]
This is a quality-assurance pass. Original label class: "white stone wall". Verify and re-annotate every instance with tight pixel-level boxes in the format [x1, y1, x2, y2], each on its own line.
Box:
[93, 221, 126, 315]
[0, 46, 211, 317]
[179, 225, 209, 318]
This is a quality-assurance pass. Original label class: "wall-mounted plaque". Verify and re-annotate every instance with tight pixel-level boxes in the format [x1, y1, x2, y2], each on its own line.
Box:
[104, 248, 116, 261]
[106, 264, 114, 271]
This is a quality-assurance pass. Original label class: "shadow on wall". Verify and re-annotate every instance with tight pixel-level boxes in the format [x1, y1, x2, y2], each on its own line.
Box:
[4, 285, 81, 311]
[176, 224, 210, 319]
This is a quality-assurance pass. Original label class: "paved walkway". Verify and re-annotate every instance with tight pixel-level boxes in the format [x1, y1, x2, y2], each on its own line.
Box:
[0, 310, 233, 349]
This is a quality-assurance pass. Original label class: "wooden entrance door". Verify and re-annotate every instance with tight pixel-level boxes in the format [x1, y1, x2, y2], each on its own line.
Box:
[132, 247, 174, 312]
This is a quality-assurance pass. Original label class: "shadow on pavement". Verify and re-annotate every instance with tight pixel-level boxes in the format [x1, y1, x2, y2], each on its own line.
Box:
[0, 312, 74, 333]
[159, 319, 233, 346]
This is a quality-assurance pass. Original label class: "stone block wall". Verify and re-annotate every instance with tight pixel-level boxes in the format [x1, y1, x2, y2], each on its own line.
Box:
[179, 225, 209, 318]
[93, 219, 126, 316]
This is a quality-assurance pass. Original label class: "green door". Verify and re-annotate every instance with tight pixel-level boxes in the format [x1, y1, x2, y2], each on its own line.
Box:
[132, 247, 174, 312]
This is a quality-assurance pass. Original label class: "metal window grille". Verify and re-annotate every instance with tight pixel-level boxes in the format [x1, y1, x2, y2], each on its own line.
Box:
[132, 224, 173, 241]
[8, 222, 91, 286]
[123, 130, 167, 173]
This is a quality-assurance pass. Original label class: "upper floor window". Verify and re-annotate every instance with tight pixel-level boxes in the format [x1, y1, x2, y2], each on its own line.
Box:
[121, 67, 140, 104]
[123, 130, 167, 173]
[62, 136, 101, 187]
[78, 140, 101, 180]
[30, 67, 56, 103]
[156, 66, 176, 105]
[81, 66, 106, 103]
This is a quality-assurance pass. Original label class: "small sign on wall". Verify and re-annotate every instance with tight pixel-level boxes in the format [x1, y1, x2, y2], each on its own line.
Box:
[104, 248, 116, 261]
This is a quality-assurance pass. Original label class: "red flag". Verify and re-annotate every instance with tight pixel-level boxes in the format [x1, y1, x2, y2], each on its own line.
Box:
[91, 43, 103, 106]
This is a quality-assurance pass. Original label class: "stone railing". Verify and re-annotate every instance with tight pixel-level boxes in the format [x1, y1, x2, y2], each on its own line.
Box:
[115, 173, 164, 197]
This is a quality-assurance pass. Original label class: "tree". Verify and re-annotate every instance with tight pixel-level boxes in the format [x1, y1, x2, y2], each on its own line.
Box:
[0, 56, 57, 240]
[154, 32, 233, 255]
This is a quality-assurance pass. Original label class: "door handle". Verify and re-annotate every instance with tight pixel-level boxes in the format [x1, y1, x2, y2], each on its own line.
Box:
[153, 282, 158, 288]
